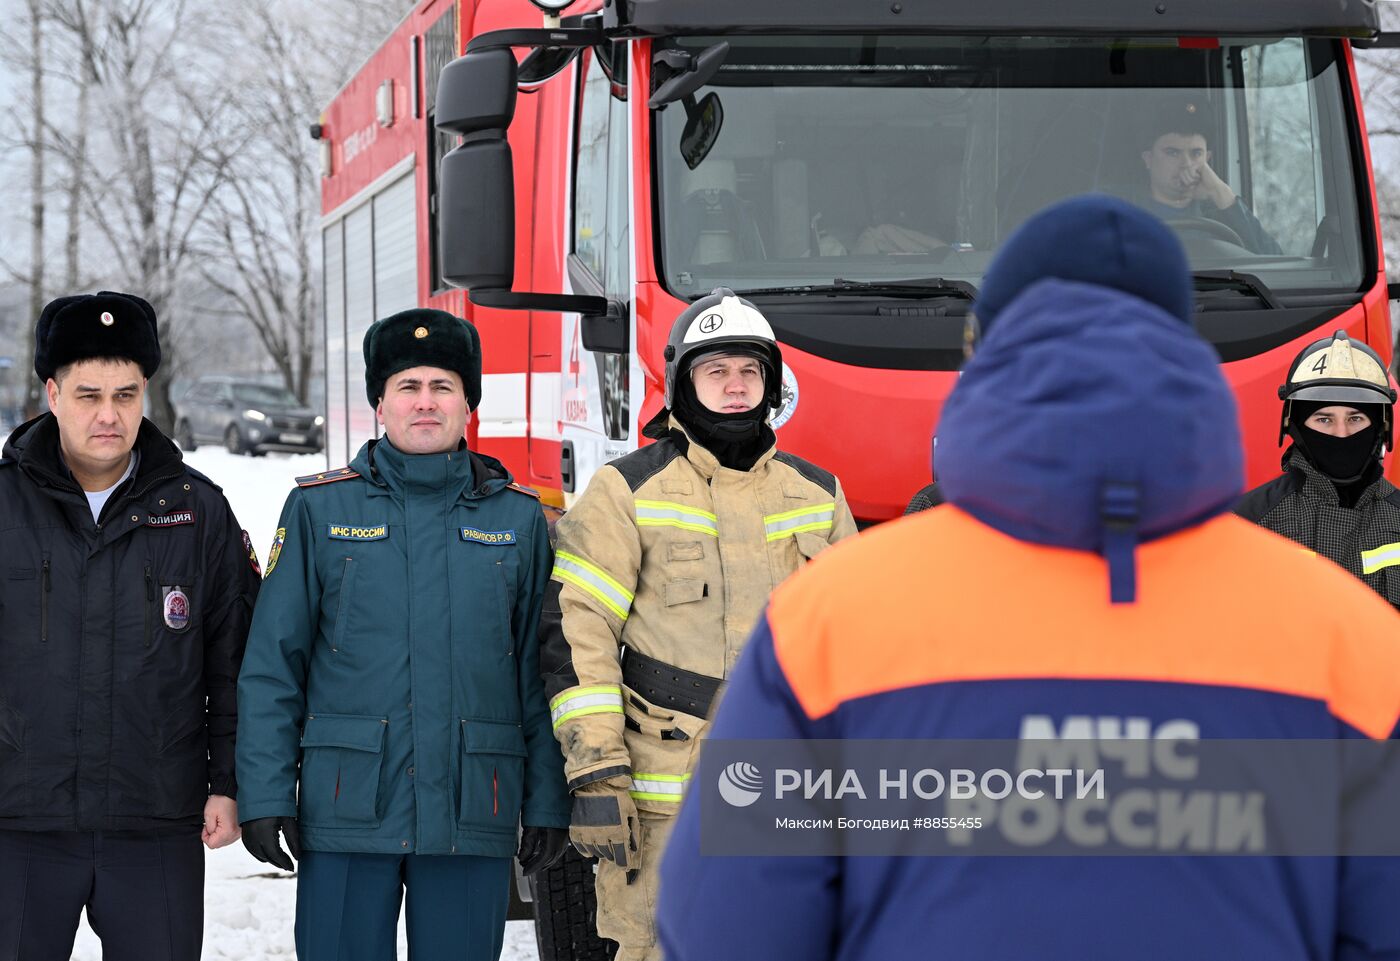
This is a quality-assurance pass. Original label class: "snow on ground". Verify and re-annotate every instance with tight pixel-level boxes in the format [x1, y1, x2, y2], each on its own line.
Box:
[70, 449, 541, 961]
[70, 844, 541, 960]
[185, 448, 328, 569]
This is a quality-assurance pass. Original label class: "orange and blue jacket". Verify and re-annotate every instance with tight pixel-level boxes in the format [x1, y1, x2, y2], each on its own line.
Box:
[658, 506, 1400, 961]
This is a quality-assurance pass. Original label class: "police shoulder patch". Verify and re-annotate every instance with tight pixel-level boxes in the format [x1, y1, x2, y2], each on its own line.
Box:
[296, 467, 361, 488]
[242, 530, 261, 576]
[460, 527, 516, 545]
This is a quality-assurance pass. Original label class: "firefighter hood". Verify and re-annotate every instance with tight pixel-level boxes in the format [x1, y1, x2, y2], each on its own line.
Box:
[938, 195, 1243, 602]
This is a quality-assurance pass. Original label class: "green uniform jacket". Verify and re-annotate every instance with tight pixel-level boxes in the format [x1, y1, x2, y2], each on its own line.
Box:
[236, 439, 570, 856]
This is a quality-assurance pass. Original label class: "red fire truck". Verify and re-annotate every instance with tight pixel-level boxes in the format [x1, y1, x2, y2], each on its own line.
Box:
[318, 0, 1395, 952]
[320, 0, 1395, 527]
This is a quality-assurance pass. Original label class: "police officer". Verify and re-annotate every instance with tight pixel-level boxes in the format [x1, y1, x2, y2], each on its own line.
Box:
[1235, 331, 1400, 610]
[0, 291, 261, 960]
[542, 288, 857, 961]
[235, 308, 570, 961]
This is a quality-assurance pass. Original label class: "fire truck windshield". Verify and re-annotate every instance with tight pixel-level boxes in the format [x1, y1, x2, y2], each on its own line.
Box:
[654, 35, 1367, 306]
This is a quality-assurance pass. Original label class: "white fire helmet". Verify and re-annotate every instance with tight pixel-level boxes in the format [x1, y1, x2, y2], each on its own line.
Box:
[1278, 329, 1396, 449]
[663, 287, 783, 412]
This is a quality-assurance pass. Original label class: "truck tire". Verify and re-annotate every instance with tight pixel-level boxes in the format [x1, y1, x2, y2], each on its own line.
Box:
[529, 847, 617, 961]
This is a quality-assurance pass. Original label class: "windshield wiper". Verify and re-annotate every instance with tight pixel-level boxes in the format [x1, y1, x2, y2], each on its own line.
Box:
[737, 277, 978, 299]
[1191, 270, 1281, 310]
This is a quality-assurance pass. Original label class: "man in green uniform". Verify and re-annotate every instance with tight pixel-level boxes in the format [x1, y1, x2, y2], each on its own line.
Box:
[235, 308, 570, 961]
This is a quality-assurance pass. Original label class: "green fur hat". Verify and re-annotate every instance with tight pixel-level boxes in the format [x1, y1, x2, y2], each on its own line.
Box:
[363, 308, 482, 409]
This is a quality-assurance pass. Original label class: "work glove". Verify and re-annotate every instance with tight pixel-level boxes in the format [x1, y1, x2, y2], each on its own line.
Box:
[517, 825, 570, 875]
[241, 816, 301, 872]
[569, 775, 640, 880]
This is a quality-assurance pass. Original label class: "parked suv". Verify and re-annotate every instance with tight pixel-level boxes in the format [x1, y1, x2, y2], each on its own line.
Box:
[176, 377, 324, 456]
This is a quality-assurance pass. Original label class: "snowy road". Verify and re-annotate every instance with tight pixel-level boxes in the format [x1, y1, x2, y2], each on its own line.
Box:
[69, 448, 542, 960]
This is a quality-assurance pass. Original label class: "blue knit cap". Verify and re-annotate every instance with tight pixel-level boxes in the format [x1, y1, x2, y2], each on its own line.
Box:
[940, 194, 1236, 606]
[975, 195, 1193, 335]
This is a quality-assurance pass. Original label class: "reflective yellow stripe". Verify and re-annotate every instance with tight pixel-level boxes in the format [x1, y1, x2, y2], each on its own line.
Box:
[768, 521, 833, 540]
[764, 503, 836, 541]
[552, 552, 633, 619]
[629, 772, 690, 802]
[1361, 542, 1400, 575]
[764, 504, 832, 524]
[635, 500, 717, 521]
[552, 704, 624, 730]
[635, 500, 720, 536]
[550, 685, 621, 711]
[549, 685, 625, 730]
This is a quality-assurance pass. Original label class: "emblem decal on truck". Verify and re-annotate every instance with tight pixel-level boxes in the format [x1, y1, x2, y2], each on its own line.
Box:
[771, 362, 800, 430]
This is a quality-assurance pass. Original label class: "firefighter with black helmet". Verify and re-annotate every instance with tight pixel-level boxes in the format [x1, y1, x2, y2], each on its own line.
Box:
[540, 288, 857, 960]
[1235, 329, 1400, 609]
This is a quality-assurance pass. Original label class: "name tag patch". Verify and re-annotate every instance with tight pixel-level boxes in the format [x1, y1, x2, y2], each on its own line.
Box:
[147, 511, 194, 528]
[329, 524, 388, 541]
[460, 527, 516, 545]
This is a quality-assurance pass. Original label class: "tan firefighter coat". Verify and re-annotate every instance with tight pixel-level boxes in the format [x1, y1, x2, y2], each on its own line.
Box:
[540, 418, 857, 811]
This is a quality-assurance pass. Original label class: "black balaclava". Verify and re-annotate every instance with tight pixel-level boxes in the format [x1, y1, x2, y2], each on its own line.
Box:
[1288, 399, 1385, 495]
[671, 353, 775, 472]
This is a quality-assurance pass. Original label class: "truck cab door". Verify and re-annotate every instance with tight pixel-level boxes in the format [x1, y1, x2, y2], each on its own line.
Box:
[549, 41, 639, 502]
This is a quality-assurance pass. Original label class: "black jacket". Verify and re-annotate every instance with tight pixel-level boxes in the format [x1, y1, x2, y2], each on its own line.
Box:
[905, 481, 944, 515]
[1234, 448, 1400, 611]
[0, 414, 260, 831]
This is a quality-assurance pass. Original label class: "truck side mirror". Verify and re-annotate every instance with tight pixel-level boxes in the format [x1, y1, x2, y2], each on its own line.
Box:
[434, 26, 610, 318]
[581, 300, 629, 354]
[436, 47, 518, 135]
[680, 92, 724, 170]
[436, 47, 519, 291]
[439, 139, 516, 290]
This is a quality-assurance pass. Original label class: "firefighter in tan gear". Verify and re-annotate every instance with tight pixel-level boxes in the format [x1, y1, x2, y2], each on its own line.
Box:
[540, 288, 857, 960]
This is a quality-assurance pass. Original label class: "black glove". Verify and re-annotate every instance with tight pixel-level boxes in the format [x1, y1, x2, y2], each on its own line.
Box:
[241, 816, 301, 872]
[517, 825, 570, 875]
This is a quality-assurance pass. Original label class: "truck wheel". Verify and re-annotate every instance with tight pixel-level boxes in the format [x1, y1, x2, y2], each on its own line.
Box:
[529, 847, 617, 961]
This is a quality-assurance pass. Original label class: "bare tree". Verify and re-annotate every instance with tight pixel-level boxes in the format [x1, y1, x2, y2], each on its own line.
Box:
[47, 0, 105, 291]
[60, 0, 238, 431]
[198, 0, 322, 403]
[192, 0, 405, 405]
[9, 0, 49, 418]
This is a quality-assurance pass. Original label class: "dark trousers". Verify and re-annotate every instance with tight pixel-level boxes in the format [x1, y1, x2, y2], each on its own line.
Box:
[295, 850, 511, 961]
[0, 828, 204, 961]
